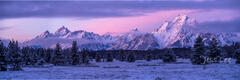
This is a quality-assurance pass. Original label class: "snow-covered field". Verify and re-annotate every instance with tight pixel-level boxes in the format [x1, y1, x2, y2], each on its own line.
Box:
[0, 59, 240, 80]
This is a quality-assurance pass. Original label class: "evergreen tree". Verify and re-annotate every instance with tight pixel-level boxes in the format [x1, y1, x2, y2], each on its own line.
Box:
[146, 51, 152, 61]
[106, 52, 113, 62]
[54, 43, 64, 65]
[162, 49, 176, 63]
[232, 42, 240, 58]
[32, 48, 39, 65]
[0, 40, 7, 71]
[8, 40, 22, 70]
[39, 48, 45, 60]
[119, 50, 126, 61]
[62, 49, 72, 64]
[33, 48, 46, 65]
[0, 40, 5, 53]
[46, 48, 53, 63]
[232, 42, 240, 50]
[235, 48, 240, 64]
[191, 36, 205, 65]
[127, 52, 136, 62]
[81, 48, 89, 64]
[72, 41, 80, 65]
[22, 46, 31, 65]
[209, 37, 221, 63]
[223, 45, 234, 58]
[95, 52, 101, 62]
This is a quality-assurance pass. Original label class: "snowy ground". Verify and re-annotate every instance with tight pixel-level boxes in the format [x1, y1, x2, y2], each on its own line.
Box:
[0, 59, 240, 80]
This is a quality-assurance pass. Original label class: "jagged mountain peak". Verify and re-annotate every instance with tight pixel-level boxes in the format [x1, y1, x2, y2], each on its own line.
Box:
[152, 15, 197, 48]
[151, 15, 240, 48]
[35, 30, 52, 39]
[128, 28, 143, 35]
[23, 15, 240, 50]
[173, 14, 196, 28]
[131, 28, 139, 32]
[41, 30, 50, 36]
[44, 30, 50, 34]
[55, 26, 71, 36]
[126, 28, 143, 38]
[155, 14, 196, 33]
[172, 14, 188, 24]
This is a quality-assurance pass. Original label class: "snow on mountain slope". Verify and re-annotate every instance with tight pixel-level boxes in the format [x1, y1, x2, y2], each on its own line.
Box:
[152, 14, 197, 48]
[66, 30, 101, 40]
[55, 26, 71, 36]
[108, 29, 159, 50]
[22, 15, 240, 50]
[101, 32, 120, 44]
[199, 32, 240, 46]
[109, 14, 197, 50]
[122, 28, 143, 42]
[124, 33, 159, 50]
[153, 15, 240, 48]
[108, 29, 143, 48]
[34, 26, 118, 41]
[23, 26, 116, 50]
[23, 37, 109, 50]
[35, 30, 54, 39]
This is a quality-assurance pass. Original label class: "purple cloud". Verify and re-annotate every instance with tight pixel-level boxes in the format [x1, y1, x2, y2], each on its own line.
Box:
[194, 18, 240, 32]
[0, 0, 239, 19]
[0, 26, 10, 31]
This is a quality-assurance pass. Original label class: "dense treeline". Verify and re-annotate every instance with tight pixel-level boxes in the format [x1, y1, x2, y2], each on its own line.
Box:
[1, 36, 240, 71]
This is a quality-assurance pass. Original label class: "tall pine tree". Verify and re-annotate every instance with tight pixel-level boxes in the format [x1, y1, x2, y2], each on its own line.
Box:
[46, 48, 53, 63]
[22, 46, 31, 65]
[209, 37, 221, 63]
[146, 51, 152, 61]
[106, 52, 113, 62]
[72, 41, 80, 65]
[0, 40, 7, 71]
[54, 43, 64, 65]
[162, 49, 176, 63]
[8, 40, 22, 70]
[95, 52, 101, 62]
[119, 50, 126, 61]
[235, 43, 240, 64]
[191, 36, 206, 65]
[127, 52, 136, 62]
[81, 48, 89, 64]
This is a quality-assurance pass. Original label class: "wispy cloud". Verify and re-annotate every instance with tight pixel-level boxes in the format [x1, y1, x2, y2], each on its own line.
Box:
[0, 0, 239, 19]
[0, 0, 240, 41]
[195, 18, 240, 33]
[0, 26, 10, 31]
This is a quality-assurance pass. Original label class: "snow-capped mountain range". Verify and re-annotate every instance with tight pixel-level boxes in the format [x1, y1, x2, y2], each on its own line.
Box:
[21, 15, 240, 50]
[23, 26, 118, 50]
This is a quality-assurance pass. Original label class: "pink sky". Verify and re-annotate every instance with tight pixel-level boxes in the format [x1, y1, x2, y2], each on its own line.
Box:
[0, 9, 239, 42]
[78, 9, 198, 34]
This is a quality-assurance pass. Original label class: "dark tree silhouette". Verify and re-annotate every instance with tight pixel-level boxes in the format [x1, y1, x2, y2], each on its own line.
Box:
[46, 48, 53, 63]
[106, 52, 113, 62]
[162, 49, 176, 63]
[236, 49, 240, 64]
[191, 36, 206, 65]
[127, 52, 136, 62]
[209, 37, 221, 63]
[81, 48, 89, 64]
[72, 41, 80, 65]
[0, 40, 8, 71]
[95, 52, 101, 62]
[22, 46, 32, 65]
[146, 51, 152, 61]
[54, 43, 64, 65]
[119, 50, 126, 61]
[8, 40, 22, 70]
